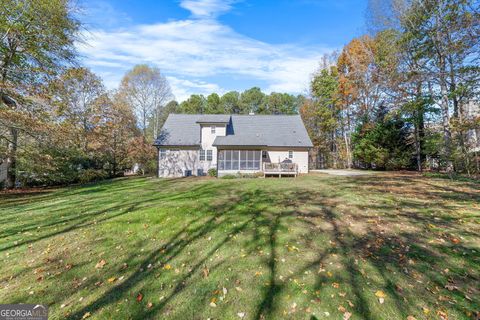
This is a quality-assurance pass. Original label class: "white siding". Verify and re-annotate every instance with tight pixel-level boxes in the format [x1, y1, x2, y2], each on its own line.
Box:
[200, 124, 226, 170]
[0, 161, 7, 183]
[158, 149, 199, 177]
[266, 148, 309, 173]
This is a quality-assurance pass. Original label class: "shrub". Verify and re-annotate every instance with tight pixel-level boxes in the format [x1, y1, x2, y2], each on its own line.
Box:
[208, 168, 217, 177]
[79, 169, 108, 184]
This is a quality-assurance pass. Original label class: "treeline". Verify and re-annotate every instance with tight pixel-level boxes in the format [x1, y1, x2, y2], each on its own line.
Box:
[174, 88, 304, 115]
[0, 1, 179, 188]
[302, 0, 479, 173]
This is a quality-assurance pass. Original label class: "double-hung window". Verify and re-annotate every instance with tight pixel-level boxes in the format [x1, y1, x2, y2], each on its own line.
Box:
[211, 126, 216, 134]
[199, 149, 206, 161]
[288, 150, 293, 159]
[160, 149, 167, 159]
[206, 150, 213, 161]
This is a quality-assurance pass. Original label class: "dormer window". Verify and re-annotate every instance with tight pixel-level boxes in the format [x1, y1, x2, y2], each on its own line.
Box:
[211, 125, 216, 134]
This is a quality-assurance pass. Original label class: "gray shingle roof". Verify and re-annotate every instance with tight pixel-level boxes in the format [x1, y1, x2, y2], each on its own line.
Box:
[154, 114, 313, 148]
[196, 115, 231, 123]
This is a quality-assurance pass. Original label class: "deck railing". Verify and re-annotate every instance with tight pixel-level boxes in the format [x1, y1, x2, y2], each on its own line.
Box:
[263, 162, 298, 174]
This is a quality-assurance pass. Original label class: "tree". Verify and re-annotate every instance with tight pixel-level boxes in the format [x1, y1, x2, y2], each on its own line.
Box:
[0, 0, 80, 188]
[240, 87, 265, 114]
[220, 91, 241, 114]
[179, 94, 206, 114]
[119, 64, 173, 141]
[206, 93, 222, 114]
[352, 105, 413, 170]
[92, 93, 138, 177]
[49, 67, 105, 152]
[400, 0, 480, 172]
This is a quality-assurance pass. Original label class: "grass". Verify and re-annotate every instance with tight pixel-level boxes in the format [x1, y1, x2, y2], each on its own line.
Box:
[0, 173, 479, 320]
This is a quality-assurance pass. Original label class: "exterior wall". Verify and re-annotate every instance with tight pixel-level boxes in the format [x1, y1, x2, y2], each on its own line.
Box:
[265, 148, 309, 173]
[216, 148, 310, 176]
[200, 124, 226, 171]
[158, 148, 199, 177]
[0, 161, 7, 184]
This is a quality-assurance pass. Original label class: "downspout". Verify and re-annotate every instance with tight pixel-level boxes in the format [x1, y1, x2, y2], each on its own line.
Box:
[156, 146, 160, 178]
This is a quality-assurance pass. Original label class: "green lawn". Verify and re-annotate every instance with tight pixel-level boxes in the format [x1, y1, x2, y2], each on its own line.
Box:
[0, 173, 479, 320]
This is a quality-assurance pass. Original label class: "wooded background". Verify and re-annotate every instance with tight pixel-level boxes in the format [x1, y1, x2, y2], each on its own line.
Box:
[1, 0, 479, 189]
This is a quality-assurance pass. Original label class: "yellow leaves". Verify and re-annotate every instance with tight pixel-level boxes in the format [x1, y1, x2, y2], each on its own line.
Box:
[209, 297, 217, 307]
[327, 271, 333, 277]
[81, 312, 91, 319]
[422, 307, 430, 315]
[163, 264, 172, 270]
[95, 259, 106, 269]
[202, 266, 209, 278]
[375, 290, 386, 304]
[332, 282, 340, 288]
[107, 277, 116, 283]
[255, 271, 263, 277]
[286, 244, 299, 252]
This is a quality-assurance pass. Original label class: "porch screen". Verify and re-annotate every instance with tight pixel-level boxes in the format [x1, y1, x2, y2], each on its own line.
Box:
[218, 150, 261, 170]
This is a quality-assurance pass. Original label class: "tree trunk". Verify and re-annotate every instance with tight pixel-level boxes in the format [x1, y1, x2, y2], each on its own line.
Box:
[6, 127, 18, 189]
[414, 113, 422, 172]
[439, 64, 453, 172]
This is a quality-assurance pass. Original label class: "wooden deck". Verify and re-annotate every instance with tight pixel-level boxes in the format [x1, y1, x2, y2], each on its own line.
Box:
[263, 163, 298, 177]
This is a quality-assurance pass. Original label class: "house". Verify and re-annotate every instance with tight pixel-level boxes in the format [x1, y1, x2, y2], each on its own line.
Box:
[466, 101, 480, 153]
[154, 114, 313, 177]
[0, 160, 7, 186]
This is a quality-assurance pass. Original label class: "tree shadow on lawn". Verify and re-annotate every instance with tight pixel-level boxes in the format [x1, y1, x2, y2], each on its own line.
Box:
[69, 177, 478, 319]
[4, 175, 479, 319]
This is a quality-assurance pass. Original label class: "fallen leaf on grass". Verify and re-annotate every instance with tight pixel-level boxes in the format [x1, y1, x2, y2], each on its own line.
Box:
[407, 316, 417, 320]
[147, 302, 153, 309]
[107, 277, 116, 283]
[343, 311, 352, 320]
[95, 260, 106, 269]
[332, 282, 339, 288]
[136, 293, 143, 302]
[237, 312, 245, 318]
[82, 312, 91, 319]
[163, 264, 172, 270]
[210, 297, 217, 307]
[202, 266, 209, 278]
[375, 290, 386, 303]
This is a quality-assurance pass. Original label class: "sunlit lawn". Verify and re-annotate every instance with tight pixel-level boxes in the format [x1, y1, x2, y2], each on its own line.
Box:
[0, 173, 478, 319]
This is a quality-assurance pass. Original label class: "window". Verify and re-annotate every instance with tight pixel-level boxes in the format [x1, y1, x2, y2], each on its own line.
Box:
[184, 170, 192, 177]
[197, 169, 204, 176]
[211, 126, 216, 134]
[288, 150, 293, 159]
[206, 150, 213, 161]
[199, 150, 205, 161]
[160, 149, 167, 159]
[218, 150, 261, 171]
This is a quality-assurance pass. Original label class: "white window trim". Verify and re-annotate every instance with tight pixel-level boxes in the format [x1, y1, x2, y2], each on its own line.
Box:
[199, 149, 206, 161]
[160, 149, 167, 159]
[206, 150, 213, 161]
[288, 150, 293, 159]
[211, 125, 216, 134]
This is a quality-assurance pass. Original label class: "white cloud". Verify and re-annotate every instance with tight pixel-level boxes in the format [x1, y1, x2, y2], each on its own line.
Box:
[180, 0, 237, 18]
[167, 76, 225, 102]
[78, 0, 332, 102]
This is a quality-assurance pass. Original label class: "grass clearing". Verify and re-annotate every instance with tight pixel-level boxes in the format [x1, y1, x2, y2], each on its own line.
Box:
[0, 173, 479, 319]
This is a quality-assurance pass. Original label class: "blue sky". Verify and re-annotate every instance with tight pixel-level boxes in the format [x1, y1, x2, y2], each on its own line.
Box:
[78, 0, 368, 102]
